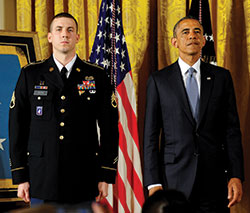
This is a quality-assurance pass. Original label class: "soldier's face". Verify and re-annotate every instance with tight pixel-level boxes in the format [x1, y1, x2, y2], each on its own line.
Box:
[48, 17, 80, 55]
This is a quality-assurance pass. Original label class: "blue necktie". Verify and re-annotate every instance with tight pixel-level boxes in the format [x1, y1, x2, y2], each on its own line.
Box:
[186, 67, 199, 121]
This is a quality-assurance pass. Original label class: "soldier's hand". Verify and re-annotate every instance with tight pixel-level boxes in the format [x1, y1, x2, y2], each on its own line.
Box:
[18, 182, 30, 203]
[96, 182, 108, 202]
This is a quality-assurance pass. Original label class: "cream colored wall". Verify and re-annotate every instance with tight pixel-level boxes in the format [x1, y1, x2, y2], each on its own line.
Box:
[0, 0, 16, 30]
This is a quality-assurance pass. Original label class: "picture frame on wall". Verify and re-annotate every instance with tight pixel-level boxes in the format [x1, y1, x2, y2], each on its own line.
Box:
[0, 30, 41, 202]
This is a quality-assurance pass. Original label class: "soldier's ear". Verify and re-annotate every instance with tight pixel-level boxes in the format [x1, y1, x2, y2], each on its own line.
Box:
[48, 32, 52, 43]
[76, 33, 80, 43]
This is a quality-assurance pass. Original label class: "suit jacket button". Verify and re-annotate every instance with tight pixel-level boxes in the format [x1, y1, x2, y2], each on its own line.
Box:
[59, 135, 64, 140]
[61, 96, 66, 100]
[60, 122, 65, 127]
[60, 109, 65, 113]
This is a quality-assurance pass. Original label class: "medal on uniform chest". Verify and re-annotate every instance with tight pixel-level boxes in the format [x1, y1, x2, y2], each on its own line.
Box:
[77, 77, 96, 96]
[33, 84, 48, 96]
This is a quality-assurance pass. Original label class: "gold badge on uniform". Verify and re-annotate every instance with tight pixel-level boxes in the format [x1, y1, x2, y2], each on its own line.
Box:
[40, 81, 45, 85]
[49, 67, 54, 72]
[76, 68, 81, 72]
[85, 76, 94, 81]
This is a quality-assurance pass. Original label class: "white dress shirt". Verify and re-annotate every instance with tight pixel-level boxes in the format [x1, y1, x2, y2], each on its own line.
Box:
[53, 54, 77, 78]
[178, 57, 201, 96]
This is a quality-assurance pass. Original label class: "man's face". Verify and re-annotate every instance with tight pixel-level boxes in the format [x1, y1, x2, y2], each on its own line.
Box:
[48, 17, 79, 55]
[171, 19, 206, 58]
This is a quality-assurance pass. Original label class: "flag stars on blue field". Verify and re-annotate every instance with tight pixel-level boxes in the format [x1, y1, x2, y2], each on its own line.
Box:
[115, 48, 120, 55]
[121, 50, 125, 58]
[0, 138, 6, 151]
[115, 33, 120, 42]
[103, 31, 107, 39]
[122, 35, 125, 44]
[102, 43, 107, 53]
[89, 0, 131, 85]
[204, 33, 214, 42]
[116, 19, 121, 28]
[116, 6, 121, 14]
[120, 62, 125, 72]
[97, 30, 103, 40]
[99, 17, 103, 26]
[96, 45, 101, 54]
[109, 3, 113, 12]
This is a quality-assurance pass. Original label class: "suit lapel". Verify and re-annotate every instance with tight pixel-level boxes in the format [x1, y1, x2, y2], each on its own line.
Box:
[197, 61, 214, 126]
[168, 62, 196, 126]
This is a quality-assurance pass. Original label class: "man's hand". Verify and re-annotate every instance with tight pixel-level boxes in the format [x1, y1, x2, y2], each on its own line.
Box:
[17, 182, 30, 203]
[96, 182, 108, 202]
[148, 185, 163, 196]
[228, 177, 243, 208]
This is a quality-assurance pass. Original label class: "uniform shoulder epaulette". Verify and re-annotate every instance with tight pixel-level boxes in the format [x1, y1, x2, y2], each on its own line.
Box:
[23, 59, 45, 69]
[83, 59, 104, 70]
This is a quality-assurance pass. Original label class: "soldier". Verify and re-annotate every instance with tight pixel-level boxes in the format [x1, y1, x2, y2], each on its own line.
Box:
[9, 12, 119, 206]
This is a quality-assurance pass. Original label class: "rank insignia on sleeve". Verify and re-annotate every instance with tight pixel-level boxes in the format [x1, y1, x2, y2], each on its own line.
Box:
[36, 106, 43, 116]
[9, 91, 15, 109]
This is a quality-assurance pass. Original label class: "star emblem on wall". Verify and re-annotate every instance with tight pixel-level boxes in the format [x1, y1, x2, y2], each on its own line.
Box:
[0, 138, 6, 151]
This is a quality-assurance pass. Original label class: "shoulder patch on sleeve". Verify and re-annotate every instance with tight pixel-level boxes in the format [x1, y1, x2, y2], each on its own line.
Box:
[83, 60, 104, 70]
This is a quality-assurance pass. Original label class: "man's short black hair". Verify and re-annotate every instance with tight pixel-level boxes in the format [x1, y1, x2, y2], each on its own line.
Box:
[173, 15, 203, 38]
[50, 12, 78, 32]
[142, 190, 191, 213]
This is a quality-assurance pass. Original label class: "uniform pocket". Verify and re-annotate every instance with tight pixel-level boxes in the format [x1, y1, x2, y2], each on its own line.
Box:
[28, 139, 44, 157]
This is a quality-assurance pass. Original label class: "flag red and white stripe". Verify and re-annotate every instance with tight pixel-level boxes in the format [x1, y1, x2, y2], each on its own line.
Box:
[89, 0, 145, 212]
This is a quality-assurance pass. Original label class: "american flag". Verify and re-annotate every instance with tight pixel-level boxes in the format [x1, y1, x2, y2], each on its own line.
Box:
[189, 0, 217, 64]
[89, 0, 145, 212]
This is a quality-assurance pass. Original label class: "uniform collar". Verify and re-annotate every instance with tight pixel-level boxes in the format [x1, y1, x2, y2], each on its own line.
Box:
[53, 54, 77, 77]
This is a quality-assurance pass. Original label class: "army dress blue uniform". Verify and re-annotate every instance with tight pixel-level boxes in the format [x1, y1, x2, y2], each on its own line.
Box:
[9, 55, 119, 203]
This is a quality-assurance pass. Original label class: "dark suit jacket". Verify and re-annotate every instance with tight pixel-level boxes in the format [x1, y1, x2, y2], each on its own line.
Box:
[144, 60, 244, 199]
[9, 56, 119, 202]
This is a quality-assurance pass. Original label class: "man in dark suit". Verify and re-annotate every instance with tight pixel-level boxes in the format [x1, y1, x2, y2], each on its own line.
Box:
[9, 12, 119, 205]
[143, 16, 244, 212]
